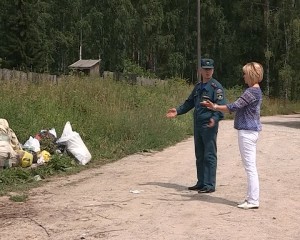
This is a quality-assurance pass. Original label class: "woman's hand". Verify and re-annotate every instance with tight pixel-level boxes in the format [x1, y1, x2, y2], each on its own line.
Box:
[200, 100, 214, 110]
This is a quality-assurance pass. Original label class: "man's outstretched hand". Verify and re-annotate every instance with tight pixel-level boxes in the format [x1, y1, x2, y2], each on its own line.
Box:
[166, 108, 177, 118]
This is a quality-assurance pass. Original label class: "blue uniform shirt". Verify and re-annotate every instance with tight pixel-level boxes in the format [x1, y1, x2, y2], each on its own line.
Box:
[176, 78, 226, 124]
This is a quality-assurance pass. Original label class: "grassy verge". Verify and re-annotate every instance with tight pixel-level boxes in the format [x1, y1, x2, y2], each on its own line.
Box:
[0, 77, 299, 196]
[0, 77, 193, 195]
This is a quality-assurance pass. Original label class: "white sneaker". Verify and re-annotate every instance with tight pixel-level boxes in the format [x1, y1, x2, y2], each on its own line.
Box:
[237, 201, 259, 209]
[237, 199, 247, 205]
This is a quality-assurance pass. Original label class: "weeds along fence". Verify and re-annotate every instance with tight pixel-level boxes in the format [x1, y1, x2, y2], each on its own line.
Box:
[102, 71, 168, 86]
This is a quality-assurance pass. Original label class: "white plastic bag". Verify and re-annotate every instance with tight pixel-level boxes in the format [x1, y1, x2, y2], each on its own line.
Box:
[56, 122, 91, 165]
[39, 128, 57, 138]
[23, 136, 40, 152]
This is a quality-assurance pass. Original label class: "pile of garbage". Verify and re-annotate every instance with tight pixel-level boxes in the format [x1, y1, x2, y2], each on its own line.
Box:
[0, 119, 91, 169]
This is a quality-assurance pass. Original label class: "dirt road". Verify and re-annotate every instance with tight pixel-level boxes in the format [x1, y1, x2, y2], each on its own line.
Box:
[1, 114, 300, 240]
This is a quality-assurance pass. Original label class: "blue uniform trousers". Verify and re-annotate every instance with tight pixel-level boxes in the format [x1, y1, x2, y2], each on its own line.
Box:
[194, 122, 218, 190]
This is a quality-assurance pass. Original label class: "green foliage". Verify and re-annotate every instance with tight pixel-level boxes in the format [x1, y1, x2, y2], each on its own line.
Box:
[37, 154, 77, 175]
[9, 194, 28, 202]
[278, 64, 294, 99]
[0, 154, 78, 195]
[167, 52, 185, 78]
[0, 0, 299, 99]
[123, 59, 156, 78]
[0, 0, 52, 71]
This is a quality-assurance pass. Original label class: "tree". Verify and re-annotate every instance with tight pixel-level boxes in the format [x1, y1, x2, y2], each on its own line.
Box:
[0, 0, 51, 71]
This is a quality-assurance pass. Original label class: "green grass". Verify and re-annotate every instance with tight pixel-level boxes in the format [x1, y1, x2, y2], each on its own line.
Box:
[0, 77, 299, 196]
[9, 193, 28, 202]
[0, 77, 193, 195]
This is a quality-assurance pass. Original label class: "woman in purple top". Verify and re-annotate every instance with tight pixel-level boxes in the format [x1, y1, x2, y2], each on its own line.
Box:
[201, 62, 264, 210]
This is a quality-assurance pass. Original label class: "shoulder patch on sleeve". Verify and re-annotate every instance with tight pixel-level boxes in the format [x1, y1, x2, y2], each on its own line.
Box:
[216, 88, 224, 100]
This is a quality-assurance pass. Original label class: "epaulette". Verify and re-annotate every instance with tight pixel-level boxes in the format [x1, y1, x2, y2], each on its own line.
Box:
[211, 82, 217, 88]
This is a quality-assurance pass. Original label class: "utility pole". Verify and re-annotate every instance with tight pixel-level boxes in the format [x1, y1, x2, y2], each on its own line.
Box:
[79, 0, 83, 60]
[197, 0, 201, 82]
[265, 0, 270, 97]
[79, 12, 83, 60]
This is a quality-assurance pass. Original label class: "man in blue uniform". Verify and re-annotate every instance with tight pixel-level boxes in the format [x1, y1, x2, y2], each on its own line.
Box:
[166, 58, 225, 193]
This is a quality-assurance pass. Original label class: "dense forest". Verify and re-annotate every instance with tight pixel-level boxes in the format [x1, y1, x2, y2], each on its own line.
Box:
[0, 0, 299, 99]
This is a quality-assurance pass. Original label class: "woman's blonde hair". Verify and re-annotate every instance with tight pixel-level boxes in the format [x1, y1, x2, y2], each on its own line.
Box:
[243, 62, 264, 85]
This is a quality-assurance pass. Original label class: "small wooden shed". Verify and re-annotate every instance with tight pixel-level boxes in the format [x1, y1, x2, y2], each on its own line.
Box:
[68, 59, 101, 76]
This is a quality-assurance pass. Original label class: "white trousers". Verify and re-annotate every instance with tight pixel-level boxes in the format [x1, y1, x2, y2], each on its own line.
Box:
[238, 130, 259, 205]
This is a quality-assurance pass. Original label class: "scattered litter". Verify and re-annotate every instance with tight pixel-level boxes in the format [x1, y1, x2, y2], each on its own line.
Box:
[56, 121, 91, 165]
[33, 175, 42, 181]
[23, 136, 40, 152]
[0, 120, 92, 170]
[129, 190, 144, 194]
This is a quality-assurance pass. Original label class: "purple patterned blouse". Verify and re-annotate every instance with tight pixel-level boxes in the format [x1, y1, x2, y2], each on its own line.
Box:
[226, 87, 262, 131]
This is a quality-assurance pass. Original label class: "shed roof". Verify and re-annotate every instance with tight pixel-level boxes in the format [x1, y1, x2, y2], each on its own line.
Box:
[69, 59, 100, 69]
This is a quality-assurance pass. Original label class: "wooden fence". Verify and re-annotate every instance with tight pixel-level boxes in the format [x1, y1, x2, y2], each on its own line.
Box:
[0, 68, 167, 86]
[0, 68, 57, 83]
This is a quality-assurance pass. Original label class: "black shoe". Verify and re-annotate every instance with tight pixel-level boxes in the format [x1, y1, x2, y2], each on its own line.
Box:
[188, 185, 203, 191]
[198, 188, 215, 193]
